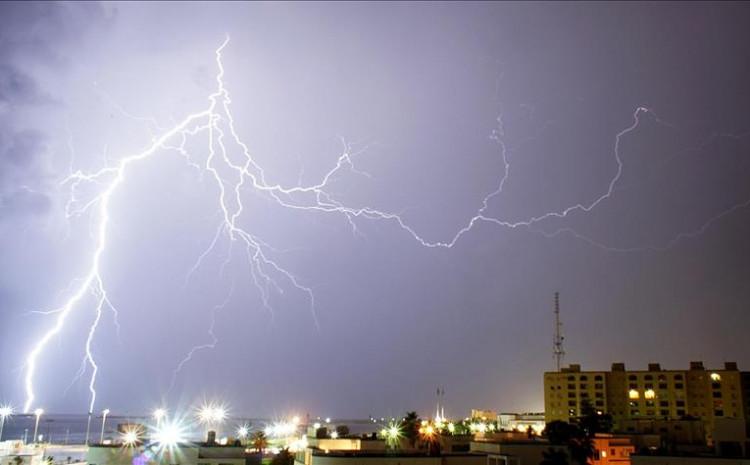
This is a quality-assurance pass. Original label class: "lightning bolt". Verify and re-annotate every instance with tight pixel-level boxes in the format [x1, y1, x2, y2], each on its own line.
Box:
[22, 36, 750, 413]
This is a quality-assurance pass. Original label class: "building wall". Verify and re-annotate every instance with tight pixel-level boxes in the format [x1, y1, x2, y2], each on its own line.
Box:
[306, 454, 486, 465]
[592, 435, 635, 465]
[544, 362, 748, 442]
[632, 455, 750, 465]
[87, 445, 251, 465]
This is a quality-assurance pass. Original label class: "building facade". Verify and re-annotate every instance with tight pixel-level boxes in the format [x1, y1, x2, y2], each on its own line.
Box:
[544, 362, 748, 441]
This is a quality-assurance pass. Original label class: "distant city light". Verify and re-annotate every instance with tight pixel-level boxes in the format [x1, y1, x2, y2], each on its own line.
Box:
[313, 422, 321, 429]
[0, 405, 13, 418]
[237, 425, 249, 438]
[197, 402, 228, 424]
[121, 428, 140, 446]
[330, 431, 338, 439]
[153, 420, 187, 450]
[292, 416, 300, 425]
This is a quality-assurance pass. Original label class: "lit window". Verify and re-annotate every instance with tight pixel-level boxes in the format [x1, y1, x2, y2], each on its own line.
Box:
[710, 373, 721, 382]
[644, 389, 656, 399]
[629, 389, 640, 399]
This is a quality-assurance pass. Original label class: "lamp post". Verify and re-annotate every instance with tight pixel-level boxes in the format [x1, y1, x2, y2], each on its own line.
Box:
[33, 409, 44, 445]
[154, 408, 167, 427]
[100, 409, 110, 443]
[0, 405, 13, 441]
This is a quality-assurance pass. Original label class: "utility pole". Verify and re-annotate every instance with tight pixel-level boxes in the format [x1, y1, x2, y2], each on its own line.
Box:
[553, 292, 565, 372]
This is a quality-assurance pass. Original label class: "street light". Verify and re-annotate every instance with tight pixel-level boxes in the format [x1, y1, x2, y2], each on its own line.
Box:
[33, 408, 44, 445]
[0, 405, 13, 441]
[154, 408, 167, 426]
[100, 409, 110, 443]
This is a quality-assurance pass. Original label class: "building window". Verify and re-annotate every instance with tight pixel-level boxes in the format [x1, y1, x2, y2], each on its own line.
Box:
[660, 410, 669, 416]
[629, 389, 639, 399]
[628, 375, 637, 381]
[674, 374, 683, 381]
[569, 401, 576, 406]
[645, 400, 655, 407]
[595, 392, 603, 398]
[580, 375, 588, 381]
[675, 383, 684, 389]
[630, 410, 639, 416]
[659, 383, 668, 389]
[595, 383, 604, 389]
[644, 375, 653, 381]
[677, 409, 685, 416]
[645, 389, 656, 399]
[712, 382, 721, 390]
[629, 383, 638, 389]
[580, 384, 588, 390]
[713, 391, 722, 398]
[715, 410, 724, 416]
[659, 401, 669, 407]
[676, 400, 685, 407]
[568, 384, 575, 390]
[596, 401, 604, 407]
[568, 375, 576, 381]
[710, 373, 721, 382]
[595, 375, 603, 381]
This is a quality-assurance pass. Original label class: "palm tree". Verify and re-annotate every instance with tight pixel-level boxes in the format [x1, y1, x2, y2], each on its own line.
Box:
[401, 412, 420, 448]
[251, 431, 268, 455]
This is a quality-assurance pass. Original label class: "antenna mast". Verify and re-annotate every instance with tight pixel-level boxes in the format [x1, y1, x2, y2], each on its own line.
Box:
[553, 292, 565, 372]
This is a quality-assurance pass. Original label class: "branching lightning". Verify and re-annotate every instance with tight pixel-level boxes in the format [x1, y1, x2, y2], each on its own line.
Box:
[22, 36, 750, 414]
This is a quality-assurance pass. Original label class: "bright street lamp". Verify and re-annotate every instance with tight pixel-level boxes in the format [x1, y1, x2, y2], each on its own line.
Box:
[33, 409, 44, 445]
[100, 409, 110, 443]
[154, 408, 167, 426]
[0, 405, 13, 441]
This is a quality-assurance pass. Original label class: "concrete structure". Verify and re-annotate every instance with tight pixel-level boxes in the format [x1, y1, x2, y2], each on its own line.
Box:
[544, 362, 748, 442]
[86, 444, 261, 465]
[497, 414, 545, 434]
[713, 418, 750, 458]
[470, 440, 549, 465]
[472, 411, 498, 421]
[472, 434, 635, 465]
[296, 450, 487, 465]
[632, 456, 750, 465]
[0, 441, 46, 465]
[592, 435, 636, 465]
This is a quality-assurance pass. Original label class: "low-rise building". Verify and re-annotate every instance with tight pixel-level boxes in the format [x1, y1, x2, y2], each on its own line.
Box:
[86, 443, 261, 465]
[0, 441, 46, 465]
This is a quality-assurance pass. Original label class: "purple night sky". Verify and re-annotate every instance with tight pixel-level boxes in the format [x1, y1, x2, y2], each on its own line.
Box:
[1, 2, 749, 418]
